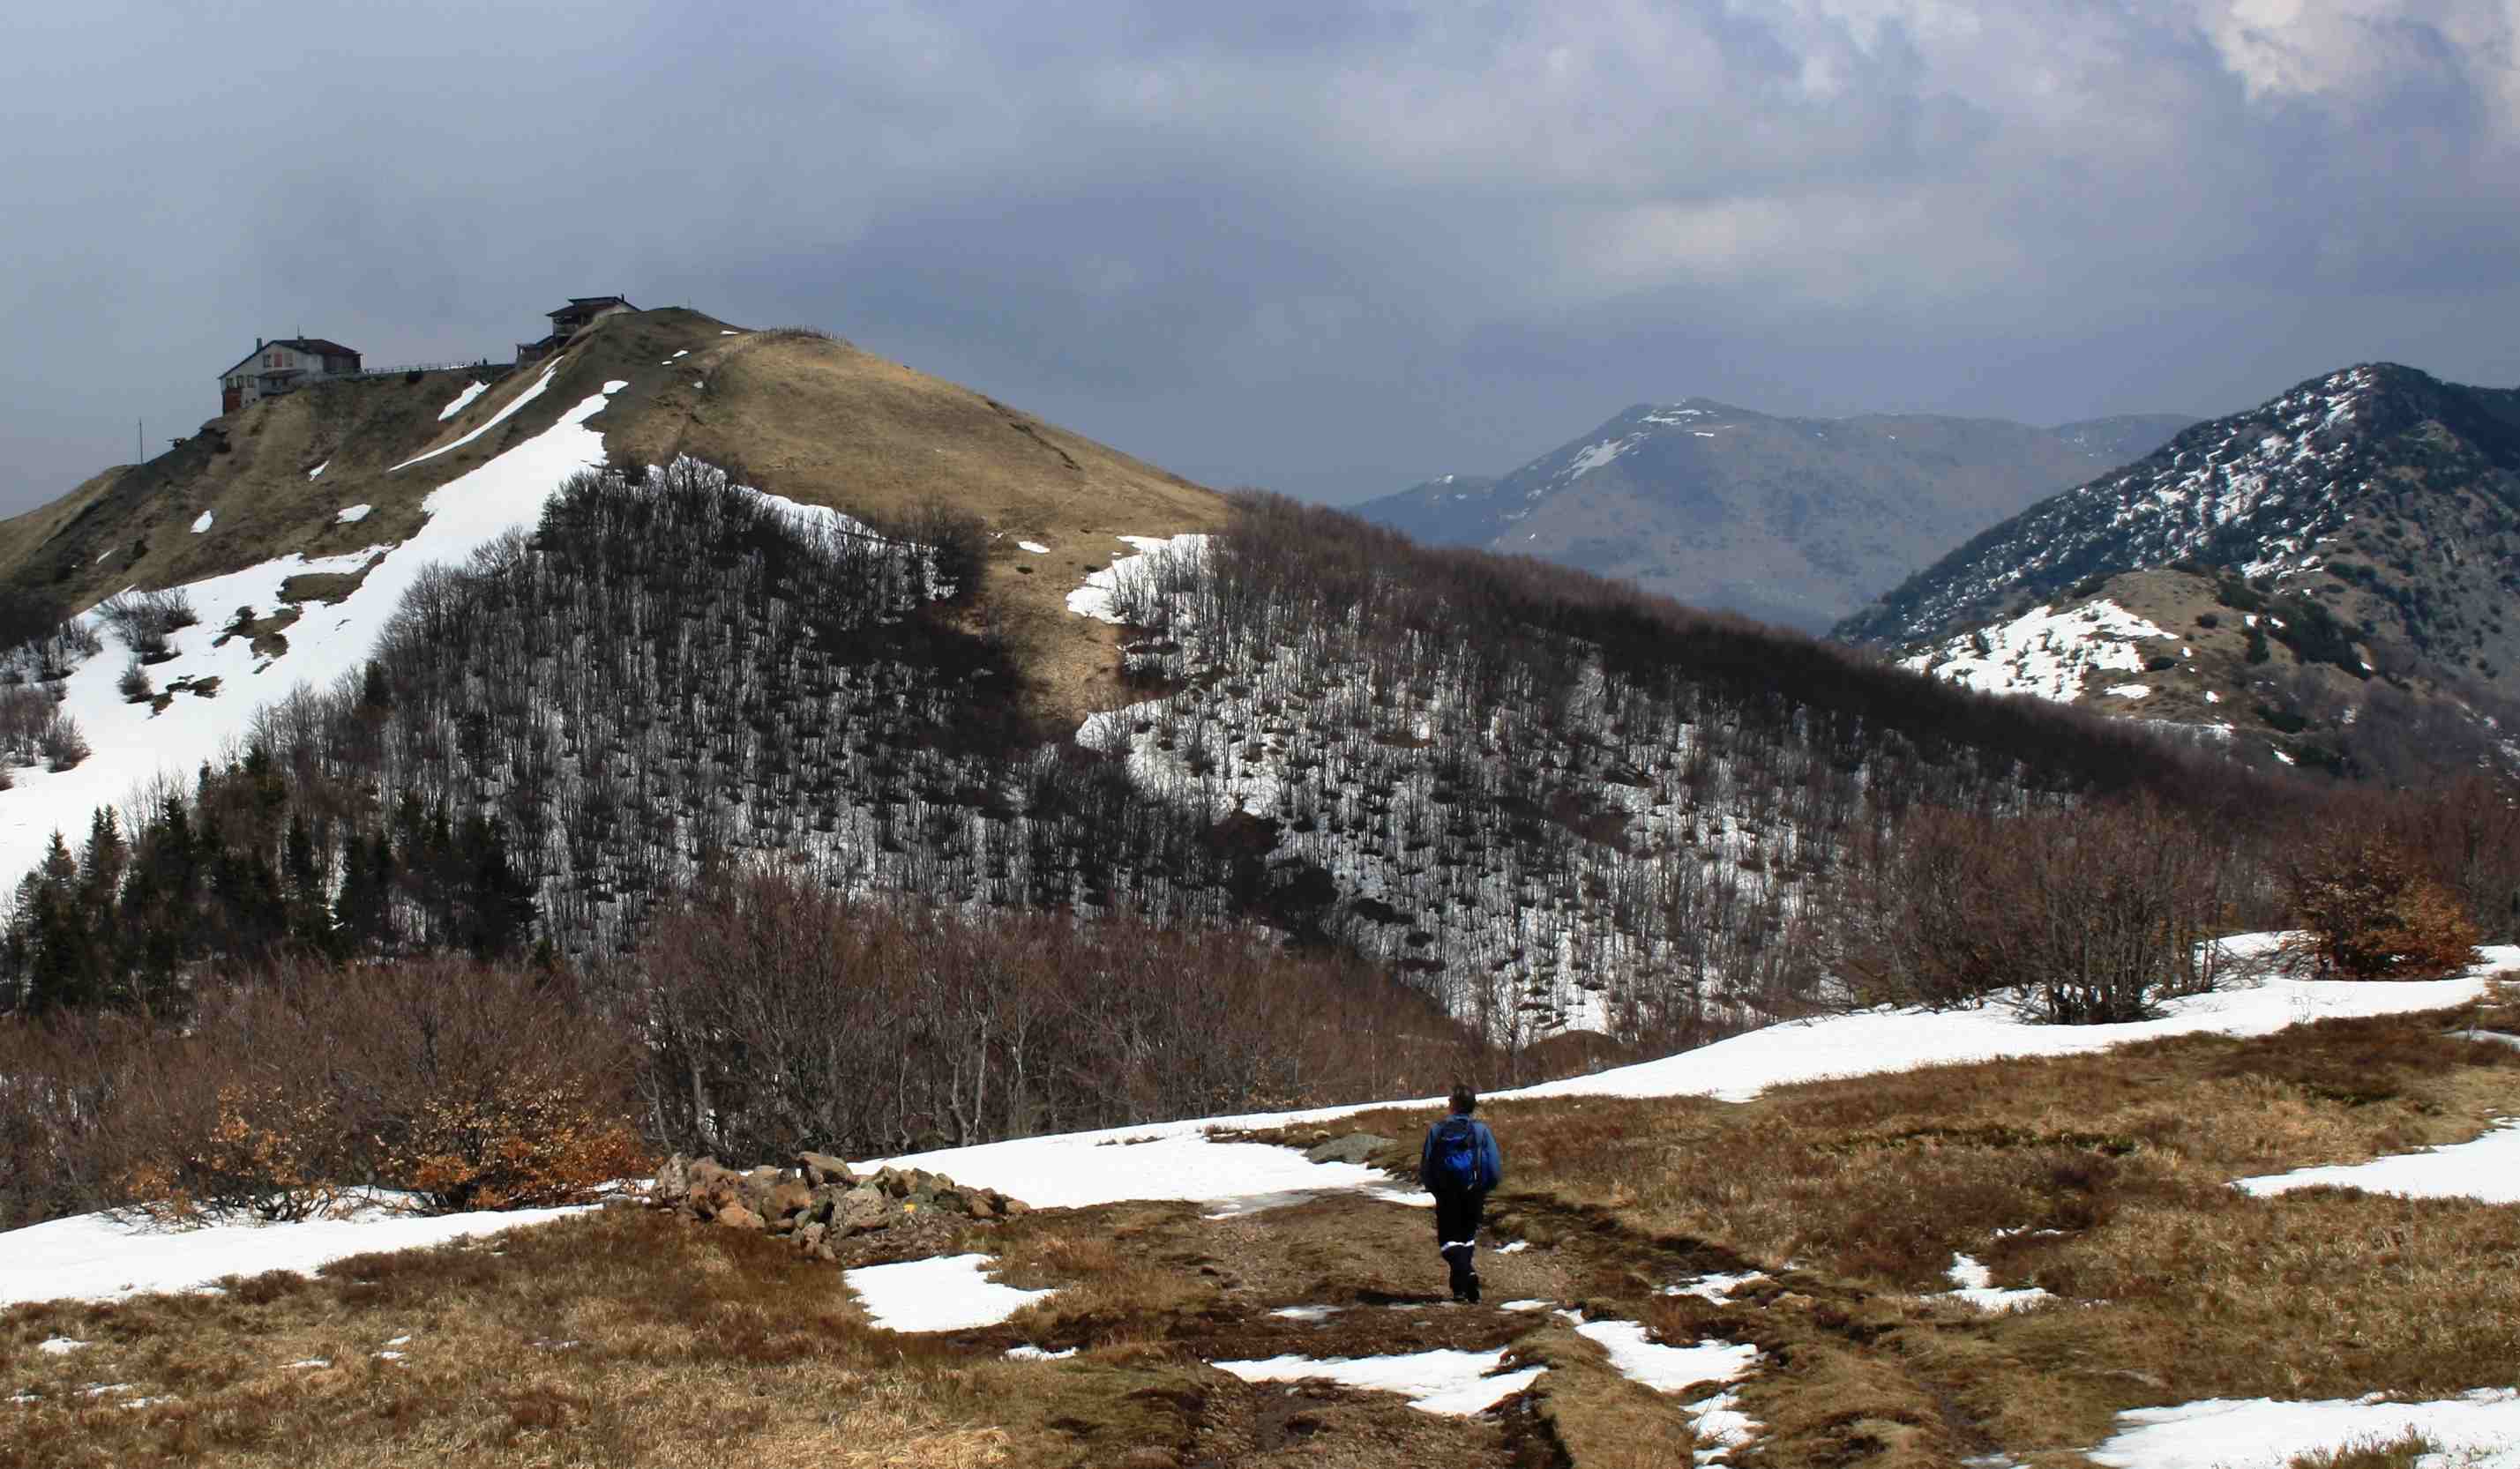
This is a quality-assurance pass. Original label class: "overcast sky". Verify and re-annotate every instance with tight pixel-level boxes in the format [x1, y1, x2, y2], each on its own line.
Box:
[4, 1, 2516, 514]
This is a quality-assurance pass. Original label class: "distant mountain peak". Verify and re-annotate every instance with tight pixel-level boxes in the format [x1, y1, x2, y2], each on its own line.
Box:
[1354, 396, 2192, 632]
[1839, 360, 2520, 721]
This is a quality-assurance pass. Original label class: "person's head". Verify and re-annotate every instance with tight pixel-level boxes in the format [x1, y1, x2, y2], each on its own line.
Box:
[1448, 1084, 1477, 1115]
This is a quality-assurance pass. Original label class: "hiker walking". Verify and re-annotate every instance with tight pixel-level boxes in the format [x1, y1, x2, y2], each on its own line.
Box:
[1420, 1084, 1503, 1303]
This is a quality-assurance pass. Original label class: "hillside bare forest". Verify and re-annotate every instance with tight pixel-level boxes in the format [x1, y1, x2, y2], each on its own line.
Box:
[4, 457, 2517, 1228]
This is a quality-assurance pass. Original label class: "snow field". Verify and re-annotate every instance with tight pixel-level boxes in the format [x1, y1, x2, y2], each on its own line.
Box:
[0, 373, 624, 894]
[1903, 599, 2177, 704]
[0, 1199, 591, 1308]
[389, 364, 558, 472]
[435, 381, 489, 421]
[2233, 1118, 2520, 1203]
[841, 1253, 1052, 1333]
[1212, 1348, 1543, 1416]
[1065, 533, 1211, 624]
[2089, 1389, 2520, 1469]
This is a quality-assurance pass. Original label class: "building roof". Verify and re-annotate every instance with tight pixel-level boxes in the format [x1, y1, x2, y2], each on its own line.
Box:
[547, 295, 635, 321]
[214, 337, 363, 377]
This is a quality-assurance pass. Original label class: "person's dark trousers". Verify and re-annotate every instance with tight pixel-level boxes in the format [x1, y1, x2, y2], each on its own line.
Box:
[1433, 1187, 1484, 1301]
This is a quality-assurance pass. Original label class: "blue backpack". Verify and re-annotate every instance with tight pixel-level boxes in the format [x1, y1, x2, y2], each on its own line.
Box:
[1430, 1117, 1483, 1191]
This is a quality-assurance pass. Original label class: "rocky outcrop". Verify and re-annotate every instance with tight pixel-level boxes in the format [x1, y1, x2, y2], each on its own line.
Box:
[651, 1152, 1029, 1261]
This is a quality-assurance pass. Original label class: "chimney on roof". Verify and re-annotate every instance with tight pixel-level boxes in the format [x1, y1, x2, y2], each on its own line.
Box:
[256, 337, 264, 350]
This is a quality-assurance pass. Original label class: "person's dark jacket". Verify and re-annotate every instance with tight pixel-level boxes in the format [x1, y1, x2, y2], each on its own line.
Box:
[1419, 1115, 1503, 1194]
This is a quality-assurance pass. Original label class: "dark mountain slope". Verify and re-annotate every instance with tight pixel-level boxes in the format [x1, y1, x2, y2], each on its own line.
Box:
[1837, 364, 2520, 695]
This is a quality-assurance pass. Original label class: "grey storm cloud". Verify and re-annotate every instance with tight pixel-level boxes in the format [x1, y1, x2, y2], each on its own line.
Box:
[4, 0, 2516, 511]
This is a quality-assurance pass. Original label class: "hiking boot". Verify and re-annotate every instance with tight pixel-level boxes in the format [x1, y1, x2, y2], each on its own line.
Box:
[1463, 1271, 1481, 1304]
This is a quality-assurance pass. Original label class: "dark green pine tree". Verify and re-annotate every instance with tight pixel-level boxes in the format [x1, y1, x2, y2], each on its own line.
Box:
[453, 813, 538, 960]
[333, 828, 396, 957]
[281, 813, 331, 954]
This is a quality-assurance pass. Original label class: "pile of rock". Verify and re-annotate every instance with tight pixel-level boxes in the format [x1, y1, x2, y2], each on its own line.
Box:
[652, 1152, 1029, 1261]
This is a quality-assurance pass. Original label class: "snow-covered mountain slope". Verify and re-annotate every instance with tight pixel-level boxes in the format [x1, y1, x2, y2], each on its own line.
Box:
[0, 376, 629, 895]
[0, 309, 1226, 896]
[1354, 402, 2189, 633]
[1837, 364, 2520, 698]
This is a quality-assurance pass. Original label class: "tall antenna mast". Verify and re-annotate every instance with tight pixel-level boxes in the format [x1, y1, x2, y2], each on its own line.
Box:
[137, 418, 143, 464]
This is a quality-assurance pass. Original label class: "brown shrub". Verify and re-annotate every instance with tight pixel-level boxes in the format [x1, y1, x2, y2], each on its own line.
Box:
[2287, 832, 2482, 979]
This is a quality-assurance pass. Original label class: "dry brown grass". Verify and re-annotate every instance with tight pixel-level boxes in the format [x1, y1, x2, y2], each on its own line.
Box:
[11, 995, 2516, 1467]
[632, 327, 1227, 727]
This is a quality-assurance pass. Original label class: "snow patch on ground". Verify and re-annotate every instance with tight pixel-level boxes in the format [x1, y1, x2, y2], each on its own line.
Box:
[1573, 1318, 1759, 1393]
[335, 503, 372, 524]
[436, 381, 489, 421]
[1940, 1254, 2055, 1313]
[1017, 541, 1049, 554]
[189, 511, 213, 533]
[2105, 682, 2151, 700]
[845, 1253, 1051, 1333]
[875, 1131, 1388, 1213]
[1903, 600, 2176, 704]
[2089, 1388, 2520, 1469]
[1667, 1271, 1767, 1301]
[390, 364, 558, 472]
[1270, 1305, 1343, 1322]
[2233, 1119, 2520, 1204]
[0, 1199, 592, 1307]
[306, 460, 329, 480]
[1065, 533, 1210, 625]
[1213, 1349, 1542, 1416]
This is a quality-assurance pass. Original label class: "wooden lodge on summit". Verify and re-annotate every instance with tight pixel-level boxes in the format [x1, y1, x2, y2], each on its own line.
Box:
[217, 337, 363, 414]
[518, 295, 636, 364]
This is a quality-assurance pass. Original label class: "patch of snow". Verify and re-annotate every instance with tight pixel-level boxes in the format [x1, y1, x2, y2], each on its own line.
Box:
[190, 511, 213, 533]
[0, 1197, 594, 1307]
[1270, 1305, 1343, 1322]
[306, 460, 329, 480]
[721, 329, 739, 334]
[283, 1358, 329, 1369]
[2089, 1388, 2520, 1469]
[1017, 541, 1050, 554]
[2105, 683, 2151, 700]
[1686, 1388, 1760, 1465]
[844, 1253, 1051, 1332]
[389, 363, 559, 472]
[435, 381, 489, 421]
[37, 1337, 86, 1354]
[1903, 600, 2177, 705]
[334, 503, 372, 524]
[2233, 1119, 2520, 1204]
[2270, 748, 2297, 765]
[1574, 1318, 1759, 1393]
[668, 349, 689, 361]
[1499, 1299, 1555, 1312]
[1564, 436, 1640, 480]
[1065, 533, 1211, 626]
[1213, 1348, 1543, 1416]
[1494, 1241, 1530, 1255]
[1940, 1254, 2054, 1313]
[1667, 1271, 1766, 1302]
[1005, 1344, 1076, 1361]
[2205, 690, 2221, 704]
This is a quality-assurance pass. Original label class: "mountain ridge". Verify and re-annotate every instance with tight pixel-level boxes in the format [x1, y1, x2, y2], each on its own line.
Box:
[1354, 399, 2195, 631]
